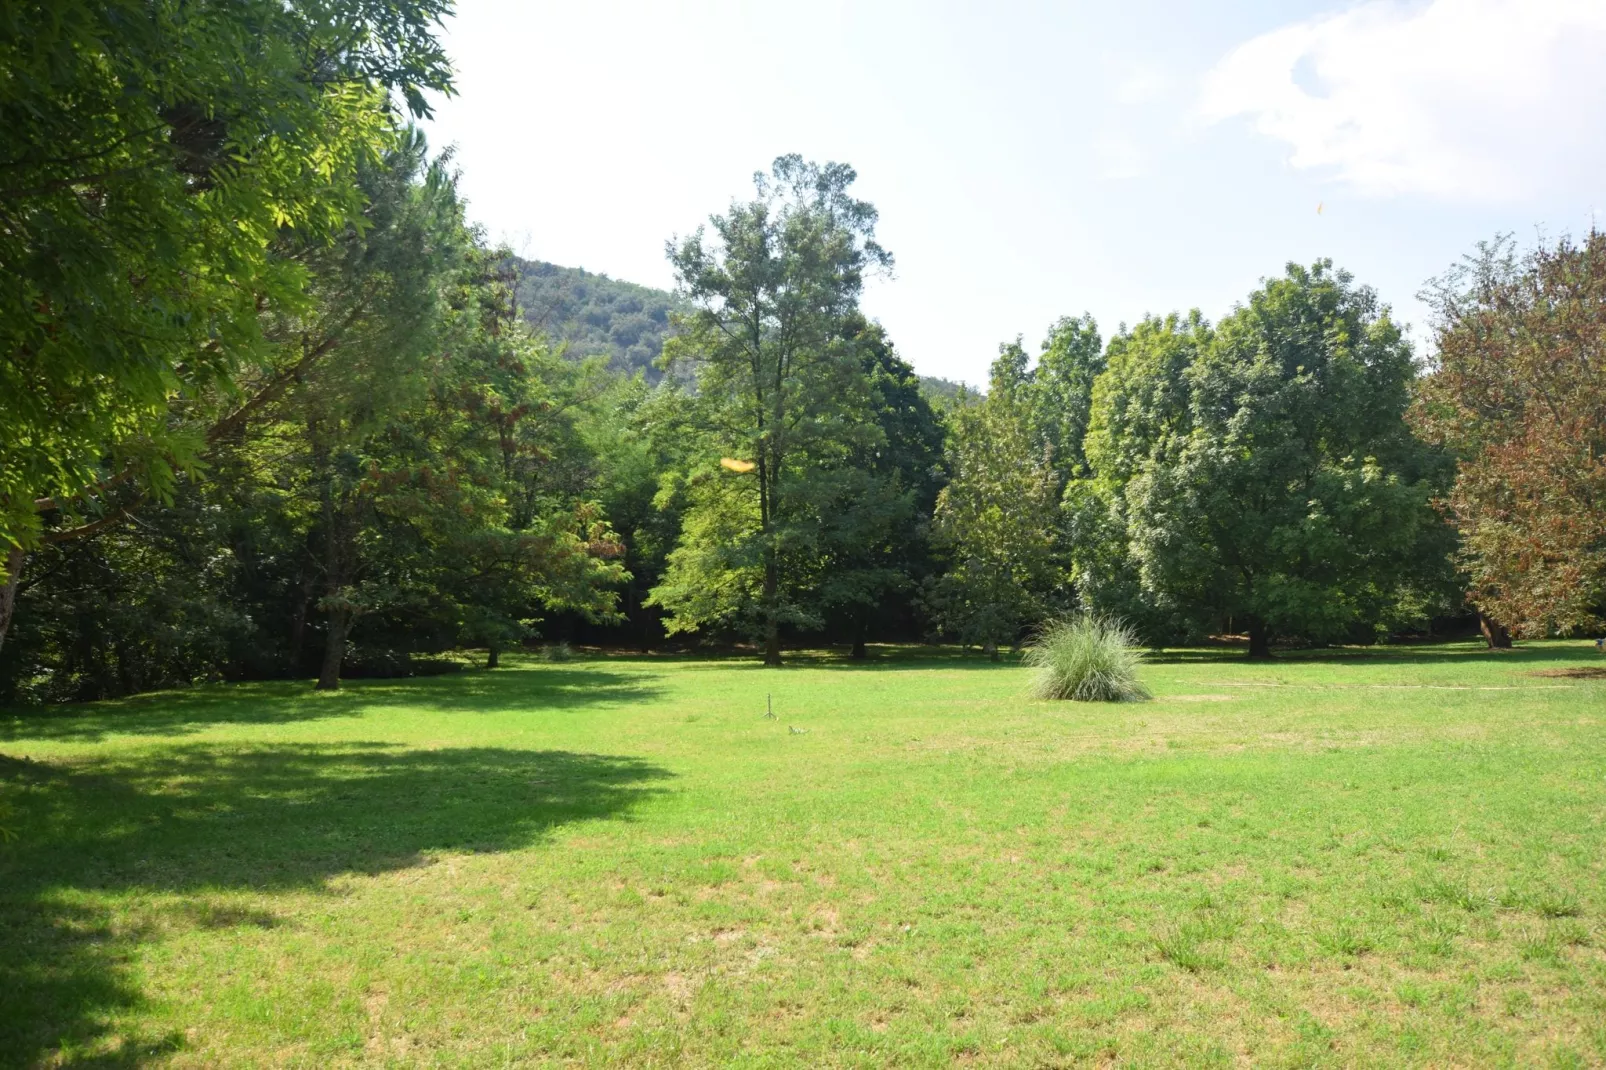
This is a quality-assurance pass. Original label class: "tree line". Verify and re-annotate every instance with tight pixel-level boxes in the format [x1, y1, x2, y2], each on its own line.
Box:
[2, 2, 1602, 701]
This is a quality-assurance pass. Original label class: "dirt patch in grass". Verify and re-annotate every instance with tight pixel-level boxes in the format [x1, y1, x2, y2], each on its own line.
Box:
[1528, 667, 1606, 679]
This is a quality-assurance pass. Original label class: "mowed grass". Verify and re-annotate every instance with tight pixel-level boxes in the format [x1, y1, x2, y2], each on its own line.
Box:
[2, 642, 1604, 1067]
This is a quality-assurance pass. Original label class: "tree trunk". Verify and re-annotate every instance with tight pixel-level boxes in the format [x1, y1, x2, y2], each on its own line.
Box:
[984, 639, 1000, 662]
[1247, 618, 1272, 659]
[1479, 612, 1513, 650]
[851, 637, 867, 659]
[316, 609, 350, 691]
[761, 552, 782, 667]
[763, 618, 782, 667]
[0, 545, 25, 653]
[287, 568, 315, 678]
[486, 645, 500, 669]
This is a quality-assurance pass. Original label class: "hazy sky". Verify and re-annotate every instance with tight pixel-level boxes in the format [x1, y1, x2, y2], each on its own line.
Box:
[424, 0, 1606, 386]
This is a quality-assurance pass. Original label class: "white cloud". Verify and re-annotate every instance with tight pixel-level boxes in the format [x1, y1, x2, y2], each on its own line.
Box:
[1199, 0, 1606, 199]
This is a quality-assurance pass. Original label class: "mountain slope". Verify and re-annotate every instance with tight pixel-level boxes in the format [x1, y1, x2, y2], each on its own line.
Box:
[513, 258, 682, 379]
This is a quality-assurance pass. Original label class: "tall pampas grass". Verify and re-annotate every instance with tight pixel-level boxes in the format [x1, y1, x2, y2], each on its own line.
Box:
[1023, 615, 1151, 702]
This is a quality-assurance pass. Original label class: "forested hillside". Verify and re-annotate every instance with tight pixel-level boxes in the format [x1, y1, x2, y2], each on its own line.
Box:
[513, 259, 681, 379]
[515, 256, 975, 404]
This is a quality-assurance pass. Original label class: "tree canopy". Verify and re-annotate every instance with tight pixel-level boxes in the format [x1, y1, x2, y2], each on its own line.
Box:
[1414, 233, 1606, 638]
[1072, 263, 1457, 655]
[646, 155, 894, 665]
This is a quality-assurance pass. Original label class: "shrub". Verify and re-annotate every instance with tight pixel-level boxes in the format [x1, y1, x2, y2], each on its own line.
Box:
[540, 641, 573, 663]
[1023, 616, 1150, 702]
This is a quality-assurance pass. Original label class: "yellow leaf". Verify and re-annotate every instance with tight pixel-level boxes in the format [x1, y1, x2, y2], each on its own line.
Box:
[720, 457, 756, 473]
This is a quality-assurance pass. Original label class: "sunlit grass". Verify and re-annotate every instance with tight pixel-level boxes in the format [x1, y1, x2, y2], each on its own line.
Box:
[2, 639, 1604, 1066]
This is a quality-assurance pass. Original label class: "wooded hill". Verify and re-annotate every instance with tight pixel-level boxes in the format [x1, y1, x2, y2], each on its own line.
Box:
[512, 259, 681, 379]
[515, 256, 972, 405]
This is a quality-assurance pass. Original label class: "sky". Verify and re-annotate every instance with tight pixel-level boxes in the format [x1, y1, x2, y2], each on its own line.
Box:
[424, 0, 1606, 386]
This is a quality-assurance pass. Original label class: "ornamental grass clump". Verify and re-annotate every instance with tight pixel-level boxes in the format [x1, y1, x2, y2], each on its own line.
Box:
[1024, 615, 1151, 702]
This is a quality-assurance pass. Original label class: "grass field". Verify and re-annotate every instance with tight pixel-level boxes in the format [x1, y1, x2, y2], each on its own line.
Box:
[2, 641, 1604, 1067]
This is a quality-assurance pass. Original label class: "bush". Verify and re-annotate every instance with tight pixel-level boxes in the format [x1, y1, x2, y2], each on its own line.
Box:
[1023, 616, 1151, 702]
[539, 641, 573, 663]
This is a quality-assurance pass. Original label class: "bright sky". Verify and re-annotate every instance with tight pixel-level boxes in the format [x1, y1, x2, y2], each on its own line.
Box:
[425, 0, 1606, 386]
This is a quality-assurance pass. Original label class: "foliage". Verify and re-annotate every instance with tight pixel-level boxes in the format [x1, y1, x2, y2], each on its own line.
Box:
[648, 155, 893, 664]
[1023, 614, 1151, 702]
[0, 0, 452, 558]
[1414, 233, 1606, 637]
[1025, 314, 1106, 481]
[513, 259, 683, 379]
[1, 135, 627, 698]
[816, 320, 948, 654]
[1073, 264, 1458, 655]
[916, 375, 972, 409]
[930, 350, 1065, 658]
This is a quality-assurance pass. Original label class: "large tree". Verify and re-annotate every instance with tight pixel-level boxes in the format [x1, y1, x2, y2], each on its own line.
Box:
[930, 348, 1065, 659]
[648, 156, 892, 665]
[1414, 233, 1606, 639]
[813, 319, 947, 657]
[0, 0, 453, 649]
[1075, 263, 1456, 656]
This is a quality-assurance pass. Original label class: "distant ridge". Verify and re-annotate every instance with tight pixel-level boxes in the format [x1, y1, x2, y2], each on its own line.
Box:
[511, 257, 682, 380]
[512, 256, 972, 399]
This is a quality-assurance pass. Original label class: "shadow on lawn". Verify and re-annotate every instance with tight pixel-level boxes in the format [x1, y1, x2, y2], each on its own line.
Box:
[0, 665, 664, 744]
[0, 743, 671, 1068]
[611, 645, 1028, 671]
[1145, 641, 1605, 668]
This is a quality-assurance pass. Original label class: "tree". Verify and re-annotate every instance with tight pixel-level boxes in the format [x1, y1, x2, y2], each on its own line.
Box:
[1025, 314, 1105, 482]
[0, 0, 453, 649]
[649, 156, 892, 665]
[930, 349, 1065, 659]
[239, 132, 469, 688]
[1414, 233, 1606, 640]
[816, 319, 947, 657]
[1077, 263, 1456, 656]
[1067, 313, 1208, 643]
[2, 156, 628, 700]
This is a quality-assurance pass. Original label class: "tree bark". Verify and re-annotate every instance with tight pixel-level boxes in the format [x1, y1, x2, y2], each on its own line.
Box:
[287, 566, 316, 678]
[486, 645, 500, 669]
[761, 552, 782, 667]
[316, 609, 350, 690]
[851, 637, 867, 659]
[1479, 612, 1513, 649]
[984, 639, 1000, 662]
[1247, 618, 1272, 659]
[0, 545, 25, 653]
[763, 618, 782, 667]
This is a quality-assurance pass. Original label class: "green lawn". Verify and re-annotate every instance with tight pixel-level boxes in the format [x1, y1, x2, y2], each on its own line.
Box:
[3, 642, 1604, 1067]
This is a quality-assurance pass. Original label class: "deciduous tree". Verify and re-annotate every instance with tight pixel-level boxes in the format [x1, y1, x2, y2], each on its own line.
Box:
[1076, 264, 1456, 656]
[1414, 233, 1606, 639]
[649, 156, 892, 665]
[0, 0, 454, 649]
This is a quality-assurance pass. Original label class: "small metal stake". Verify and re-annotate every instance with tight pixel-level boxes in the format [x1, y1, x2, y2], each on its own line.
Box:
[765, 694, 774, 719]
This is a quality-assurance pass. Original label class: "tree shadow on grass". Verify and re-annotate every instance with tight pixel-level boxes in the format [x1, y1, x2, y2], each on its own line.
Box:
[0, 665, 665, 744]
[1145, 640, 1605, 669]
[0, 743, 671, 1067]
[606, 645, 1029, 672]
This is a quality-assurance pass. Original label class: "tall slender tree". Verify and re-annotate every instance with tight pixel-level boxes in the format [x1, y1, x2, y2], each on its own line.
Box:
[649, 156, 892, 665]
